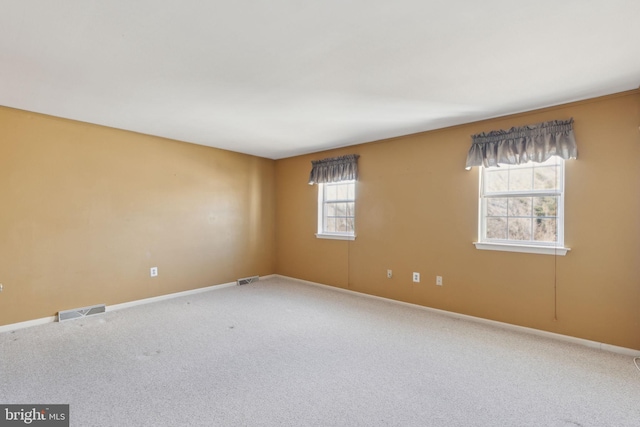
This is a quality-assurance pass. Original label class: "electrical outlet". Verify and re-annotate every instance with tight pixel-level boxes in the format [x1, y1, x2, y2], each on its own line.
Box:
[0, 283, 3, 292]
[436, 276, 443, 286]
[387, 269, 393, 279]
[412, 272, 420, 283]
[150, 267, 158, 277]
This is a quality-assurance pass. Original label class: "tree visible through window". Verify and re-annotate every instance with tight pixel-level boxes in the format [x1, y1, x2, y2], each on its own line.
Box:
[318, 180, 355, 237]
[480, 157, 564, 245]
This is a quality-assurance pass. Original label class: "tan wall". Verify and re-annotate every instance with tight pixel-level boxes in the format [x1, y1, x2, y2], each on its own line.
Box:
[275, 90, 640, 350]
[3, 91, 639, 350]
[0, 107, 276, 325]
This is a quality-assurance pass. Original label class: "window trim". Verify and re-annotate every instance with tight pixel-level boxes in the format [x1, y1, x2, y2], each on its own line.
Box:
[472, 241, 569, 256]
[474, 159, 570, 256]
[316, 180, 356, 241]
[315, 233, 356, 241]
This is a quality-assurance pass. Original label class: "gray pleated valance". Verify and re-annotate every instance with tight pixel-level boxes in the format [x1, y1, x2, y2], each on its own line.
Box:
[308, 154, 360, 184]
[465, 119, 578, 169]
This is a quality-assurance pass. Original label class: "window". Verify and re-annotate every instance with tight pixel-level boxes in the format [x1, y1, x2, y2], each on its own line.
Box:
[316, 180, 355, 240]
[475, 157, 569, 255]
[308, 153, 359, 240]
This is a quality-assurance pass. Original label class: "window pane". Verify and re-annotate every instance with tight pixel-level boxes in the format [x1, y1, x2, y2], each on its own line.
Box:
[346, 202, 354, 217]
[534, 166, 560, 191]
[347, 183, 355, 200]
[346, 218, 355, 233]
[486, 217, 507, 240]
[335, 183, 349, 200]
[325, 185, 337, 201]
[485, 170, 508, 193]
[486, 198, 507, 217]
[479, 158, 564, 246]
[508, 197, 532, 217]
[508, 218, 532, 240]
[508, 168, 533, 192]
[534, 218, 557, 242]
[533, 196, 557, 217]
[319, 181, 355, 236]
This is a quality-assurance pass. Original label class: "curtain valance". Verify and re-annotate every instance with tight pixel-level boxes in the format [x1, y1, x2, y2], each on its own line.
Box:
[308, 154, 360, 184]
[465, 119, 577, 169]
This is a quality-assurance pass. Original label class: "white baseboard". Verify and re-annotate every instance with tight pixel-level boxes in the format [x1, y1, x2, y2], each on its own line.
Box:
[273, 275, 640, 357]
[9, 274, 633, 357]
[108, 274, 274, 313]
[0, 274, 278, 333]
[0, 280, 239, 334]
[108, 281, 236, 312]
[0, 316, 58, 334]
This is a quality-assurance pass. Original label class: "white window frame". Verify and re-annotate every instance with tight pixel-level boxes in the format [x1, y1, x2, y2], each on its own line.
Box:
[474, 158, 570, 255]
[316, 180, 356, 241]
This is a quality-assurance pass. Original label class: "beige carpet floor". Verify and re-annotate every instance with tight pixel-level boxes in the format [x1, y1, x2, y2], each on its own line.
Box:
[1, 277, 639, 426]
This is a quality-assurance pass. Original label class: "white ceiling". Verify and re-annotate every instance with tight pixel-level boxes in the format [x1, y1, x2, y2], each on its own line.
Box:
[2, 1, 639, 159]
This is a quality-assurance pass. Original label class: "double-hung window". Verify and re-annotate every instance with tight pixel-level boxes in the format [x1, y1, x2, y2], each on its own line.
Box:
[308, 154, 359, 241]
[317, 180, 355, 239]
[476, 157, 568, 254]
[466, 119, 577, 255]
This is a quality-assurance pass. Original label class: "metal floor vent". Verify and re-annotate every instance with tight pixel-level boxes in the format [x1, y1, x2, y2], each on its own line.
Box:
[58, 304, 106, 322]
[237, 275, 259, 285]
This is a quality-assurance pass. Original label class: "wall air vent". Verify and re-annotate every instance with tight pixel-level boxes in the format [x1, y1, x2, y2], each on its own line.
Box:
[58, 304, 106, 322]
[237, 275, 259, 285]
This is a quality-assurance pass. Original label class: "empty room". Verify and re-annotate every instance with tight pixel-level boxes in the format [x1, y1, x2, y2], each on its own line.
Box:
[1, 1, 639, 426]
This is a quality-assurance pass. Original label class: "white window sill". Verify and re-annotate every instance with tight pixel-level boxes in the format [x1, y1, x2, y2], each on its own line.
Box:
[473, 242, 570, 256]
[316, 233, 356, 241]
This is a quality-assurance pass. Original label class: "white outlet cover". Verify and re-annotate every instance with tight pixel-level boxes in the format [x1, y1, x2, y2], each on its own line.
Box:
[413, 272, 420, 282]
[150, 267, 158, 277]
